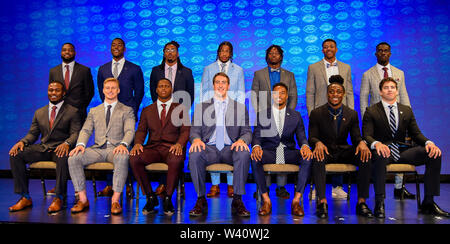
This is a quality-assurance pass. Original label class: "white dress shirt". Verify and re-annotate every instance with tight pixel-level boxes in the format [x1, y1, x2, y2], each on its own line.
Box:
[324, 58, 339, 84]
[156, 97, 173, 119]
[217, 60, 231, 74]
[376, 63, 392, 79]
[48, 101, 64, 121]
[62, 61, 75, 83]
[111, 57, 125, 77]
[165, 63, 177, 88]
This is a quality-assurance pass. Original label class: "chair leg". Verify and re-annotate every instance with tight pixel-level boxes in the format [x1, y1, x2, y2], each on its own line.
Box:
[309, 178, 313, 201]
[92, 172, 97, 199]
[347, 173, 351, 201]
[40, 170, 47, 197]
[415, 172, 421, 210]
[135, 181, 140, 200]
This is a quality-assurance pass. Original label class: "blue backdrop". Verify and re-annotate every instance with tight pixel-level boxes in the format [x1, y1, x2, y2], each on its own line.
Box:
[0, 0, 448, 174]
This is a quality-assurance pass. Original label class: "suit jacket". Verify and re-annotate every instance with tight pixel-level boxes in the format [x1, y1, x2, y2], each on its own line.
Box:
[200, 61, 245, 103]
[149, 63, 195, 107]
[306, 60, 354, 115]
[360, 64, 410, 116]
[49, 62, 94, 118]
[252, 107, 308, 150]
[77, 102, 135, 148]
[20, 103, 81, 152]
[135, 102, 190, 149]
[251, 67, 298, 113]
[190, 98, 252, 145]
[97, 60, 144, 118]
[308, 104, 362, 154]
[362, 102, 428, 147]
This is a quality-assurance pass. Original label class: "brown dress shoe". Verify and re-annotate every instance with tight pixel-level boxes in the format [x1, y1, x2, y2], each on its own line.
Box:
[227, 185, 234, 198]
[98, 186, 113, 197]
[9, 197, 32, 212]
[258, 201, 272, 216]
[111, 202, 123, 215]
[231, 199, 250, 217]
[189, 198, 208, 216]
[71, 200, 89, 213]
[206, 185, 220, 198]
[291, 201, 304, 216]
[48, 198, 63, 213]
[155, 184, 166, 196]
[47, 187, 56, 195]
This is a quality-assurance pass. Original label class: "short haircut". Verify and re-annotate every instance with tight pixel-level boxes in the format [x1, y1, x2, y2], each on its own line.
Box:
[327, 75, 345, 92]
[112, 37, 125, 46]
[49, 80, 66, 92]
[216, 41, 233, 61]
[103, 77, 120, 86]
[62, 42, 75, 50]
[265, 44, 284, 64]
[272, 82, 288, 92]
[156, 78, 173, 87]
[212, 72, 230, 85]
[376, 42, 391, 50]
[322, 38, 337, 47]
[379, 77, 397, 91]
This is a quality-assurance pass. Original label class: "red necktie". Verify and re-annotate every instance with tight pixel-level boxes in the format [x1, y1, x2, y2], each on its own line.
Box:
[382, 67, 389, 78]
[160, 104, 167, 126]
[49, 106, 57, 129]
[64, 65, 70, 90]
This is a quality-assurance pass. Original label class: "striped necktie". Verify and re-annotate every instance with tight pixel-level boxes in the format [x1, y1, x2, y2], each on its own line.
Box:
[388, 105, 400, 161]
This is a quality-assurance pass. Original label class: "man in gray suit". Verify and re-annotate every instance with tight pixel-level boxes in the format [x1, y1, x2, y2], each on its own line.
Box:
[188, 72, 252, 217]
[68, 77, 135, 215]
[360, 42, 414, 199]
[251, 45, 298, 199]
[306, 39, 354, 199]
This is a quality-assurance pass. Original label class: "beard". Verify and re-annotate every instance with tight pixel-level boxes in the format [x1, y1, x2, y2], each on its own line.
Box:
[62, 55, 75, 63]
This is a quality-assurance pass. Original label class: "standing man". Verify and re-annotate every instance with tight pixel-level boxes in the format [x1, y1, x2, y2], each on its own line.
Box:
[309, 75, 373, 219]
[306, 39, 354, 199]
[200, 41, 245, 198]
[251, 83, 312, 216]
[189, 72, 252, 217]
[360, 42, 413, 199]
[363, 77, 448, 218]
[68, 78, 135, 215]
[130, 78, 190, 216]
[8, 81, 81, 213]
[49, 43, 94, 122]
[251, 44, 298, 199]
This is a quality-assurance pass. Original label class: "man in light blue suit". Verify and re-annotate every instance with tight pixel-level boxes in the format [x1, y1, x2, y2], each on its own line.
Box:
[200, 41, 245, 198]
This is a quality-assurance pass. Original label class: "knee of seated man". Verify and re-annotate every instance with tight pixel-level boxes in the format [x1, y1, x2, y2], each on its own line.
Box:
[113, 153, 129, 163]
[233, 150, 250, 162]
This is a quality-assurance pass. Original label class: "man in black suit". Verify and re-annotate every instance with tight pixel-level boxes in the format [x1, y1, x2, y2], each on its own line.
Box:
[309, 75, 373, 219]
[363, 77, 448, 218]
[49, 43, 94, 122]
[8, 80, 81, 213]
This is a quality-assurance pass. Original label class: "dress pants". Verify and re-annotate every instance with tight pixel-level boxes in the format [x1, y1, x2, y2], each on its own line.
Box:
[68, 144, 129, 193]
[10, 145, 69, 198]
[312, 146, 372, 200]
[189, 145, 250, 197]
[372, 146, 441, 199]
[252, 148, 311, 195]
[129, 145, 185, 196]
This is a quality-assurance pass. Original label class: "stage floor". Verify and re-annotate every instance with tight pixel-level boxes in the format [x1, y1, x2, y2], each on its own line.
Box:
[0, 178, 449, 224]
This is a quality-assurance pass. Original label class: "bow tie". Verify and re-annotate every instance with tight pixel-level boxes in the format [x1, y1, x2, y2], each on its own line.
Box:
[326, 63, 337, 68]
[270, 68, 280, 72]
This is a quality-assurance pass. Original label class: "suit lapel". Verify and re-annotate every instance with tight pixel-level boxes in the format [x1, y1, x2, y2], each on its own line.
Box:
[262, 67, 271, 90]
[376, 102, 390, 134]
[42, 105, 51, 136]
[338, 106, 351, 138]
[69, 63, 80, 90]
[161, 103, 176, 128]
[118, 61, 128, 79]
[49, 104, 66, 134]
[319, 60, 328, 86]
[151, 103, 162, 130]
[57, 65, 65, 85]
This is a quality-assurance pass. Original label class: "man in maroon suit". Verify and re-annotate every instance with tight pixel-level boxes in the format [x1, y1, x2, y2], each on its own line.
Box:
[129, 78, 190, 215]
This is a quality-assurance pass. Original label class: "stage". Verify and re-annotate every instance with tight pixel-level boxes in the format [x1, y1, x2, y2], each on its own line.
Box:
[0, 178, 449, 224]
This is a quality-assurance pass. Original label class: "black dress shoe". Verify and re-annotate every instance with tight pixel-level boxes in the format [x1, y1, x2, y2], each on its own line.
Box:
[316, 202, 328, 219]
[142, 193, 159, 214]
[231, 199, 250, 217]
[356, 202, 374, 218]
[189, 198, 208, 216]
[394, 188, 416, 200]
[374, 201, 385, 218]
[163, 195, 175, 215]
[420, 201, 450, 217]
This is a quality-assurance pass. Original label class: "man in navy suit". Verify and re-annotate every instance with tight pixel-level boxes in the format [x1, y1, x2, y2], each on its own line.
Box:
[251, 83, 312, 216]
[97, 38, 144, 120]
[188, 72, 252, 217]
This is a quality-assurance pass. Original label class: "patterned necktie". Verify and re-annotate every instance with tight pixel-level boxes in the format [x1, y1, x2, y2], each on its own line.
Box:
[105, 105, 112, 127]
[113, 62, 119, 78]
[160, 104, 167, 126]
[383, 67, 389, 78]
[276, 110, 285, 164]
[64, 65, 70, 90]
[167, 67, 173, 83]
[388, 105, 400, 161]
[49, 106, 57, 129]
[220, 63, 226, 72]
[326, 62, 337, 68]
[215, 101, 226, 151]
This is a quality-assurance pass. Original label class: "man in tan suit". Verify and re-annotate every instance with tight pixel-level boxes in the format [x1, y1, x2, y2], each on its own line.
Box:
[68, 77, 135, 215]
[360, 42, 414, 199]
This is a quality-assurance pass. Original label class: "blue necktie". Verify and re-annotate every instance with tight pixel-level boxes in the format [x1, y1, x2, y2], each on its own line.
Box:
[216, 101, 226, 150]
[326, 62, 337, 68]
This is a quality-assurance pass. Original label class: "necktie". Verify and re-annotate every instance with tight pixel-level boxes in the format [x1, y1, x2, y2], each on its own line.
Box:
[160, 104, 167, 126]
[220, 63, 226, 73]
[270, 68, 280, 72]
[276, 110, 285, 164]
[113, 62, 119, 78]
[215, 101, 226, 151]
[49, 106, 57, 129]
[388, 105, 400, 161]
[167, 67, 173, 83]
[64, 65, 70, 90]
[105, 105, 112, 127]
[326, 62, 337, 68]
[383, 67, 389, 78]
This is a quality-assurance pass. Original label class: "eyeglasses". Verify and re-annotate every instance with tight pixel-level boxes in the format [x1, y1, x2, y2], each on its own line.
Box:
[164, 48, 177, 53]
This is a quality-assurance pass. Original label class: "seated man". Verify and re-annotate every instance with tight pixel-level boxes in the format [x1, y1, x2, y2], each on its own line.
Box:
[309, 75, 373, 219]
[251, 82, 313, 216]
[188, 72, 252, 217]
[363, 77, 448, 218]
[129, 78, 190, 215]
[68, 77, 135, 215]
[9, 80, 81, 213]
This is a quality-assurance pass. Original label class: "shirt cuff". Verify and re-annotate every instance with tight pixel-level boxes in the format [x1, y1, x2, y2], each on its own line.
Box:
[370, 141, 379, 150]
[76, 143, 86, 148]
[252, 145, 261, 150]
[425, 140, 434, 146]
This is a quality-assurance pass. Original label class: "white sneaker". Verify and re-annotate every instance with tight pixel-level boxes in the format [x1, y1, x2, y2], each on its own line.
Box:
[332, 186, 348, 199]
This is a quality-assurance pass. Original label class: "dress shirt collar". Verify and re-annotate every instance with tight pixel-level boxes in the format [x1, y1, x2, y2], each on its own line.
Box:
[62, 61, 75, 69]
[112, 57, 125, 65]
[104, 100, 118, 111]
[49, 100, 64, 110]
[157, 97, 173, 108]
[323, 58, 338, 66]
[381, 99, 397, 110]
[376, 62, 391, 71]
